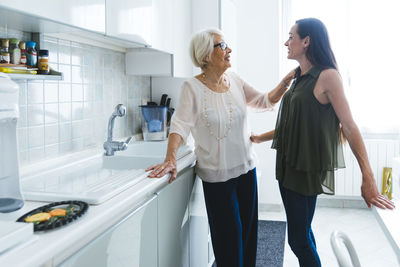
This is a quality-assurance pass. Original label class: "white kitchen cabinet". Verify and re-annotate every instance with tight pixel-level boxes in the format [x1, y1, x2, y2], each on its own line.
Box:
[105, 0, 152, 46]
[58, 196, 158, 267]
[152, 0, 192, 77]
[171, 0, 192, 78]
[57, 167, 195, 267]
[189, 177, 214, 267]
[0, 0, 105, 33]
[124, 0, 192, 77]
[156, 167, 195, 267]
[126, 48, 173, 76]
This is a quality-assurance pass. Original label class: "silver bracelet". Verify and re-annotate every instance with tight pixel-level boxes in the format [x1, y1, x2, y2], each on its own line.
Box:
[281, 80, 289, 88]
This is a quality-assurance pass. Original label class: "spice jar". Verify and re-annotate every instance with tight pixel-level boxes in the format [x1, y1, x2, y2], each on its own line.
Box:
[9, 38, 21, 65]
[38, 49, 49, 75]
[19, 42, 26, 65]
[1, 39, 10, 64]
[26, 41, 37, 68]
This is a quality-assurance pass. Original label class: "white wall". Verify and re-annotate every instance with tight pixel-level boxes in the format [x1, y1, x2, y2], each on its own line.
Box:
[236, 0, 283, 207]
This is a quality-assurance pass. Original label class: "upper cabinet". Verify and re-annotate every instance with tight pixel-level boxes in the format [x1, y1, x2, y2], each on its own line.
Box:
[105, 0, 151, 46]
[166, 0, 192, 77]
[0, 0, 105, 33]
[125, 0, 192, 77]
[0, 0, 206, 78]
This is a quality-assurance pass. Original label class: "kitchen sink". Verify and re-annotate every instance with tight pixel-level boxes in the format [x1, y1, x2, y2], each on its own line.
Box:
[21, 141, 192, 204]
[102, 141, 191, 170]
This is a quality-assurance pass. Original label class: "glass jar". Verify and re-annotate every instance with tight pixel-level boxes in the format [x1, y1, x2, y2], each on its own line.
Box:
[38, 49, 49, 75]
[19, 42, 27, 65]
[1, 39, 10, 64]
[9, 38, 21, 65]
[26, 41, 37, 68]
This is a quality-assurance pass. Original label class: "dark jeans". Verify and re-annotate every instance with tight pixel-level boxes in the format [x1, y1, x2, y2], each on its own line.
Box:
[279, 183, 321, 267]
[203, 168, 258, 267]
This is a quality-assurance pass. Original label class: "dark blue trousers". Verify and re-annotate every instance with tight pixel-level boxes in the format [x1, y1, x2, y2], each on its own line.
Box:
[202, 168, 258, 267]
[279, 183, 321, 267]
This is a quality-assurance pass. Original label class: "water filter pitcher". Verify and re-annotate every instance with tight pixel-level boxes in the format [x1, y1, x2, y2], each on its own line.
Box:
[0, 73, 24, 212]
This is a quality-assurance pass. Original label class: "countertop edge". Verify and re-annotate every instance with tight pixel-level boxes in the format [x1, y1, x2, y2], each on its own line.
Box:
[0, 152, 196, 267]
[372, 199, 400, 263]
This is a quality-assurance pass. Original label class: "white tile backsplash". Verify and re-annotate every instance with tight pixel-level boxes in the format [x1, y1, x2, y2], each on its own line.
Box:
[58, 41, 71, 65]
[18, 82, 27, 105]
[58, 83, 72, 103]
[44, 124, 59, 145]
[71, 84, 83, 102]
[28, 126, 44, 148]
[27, 104, 44, 126]
[27, 82, 44, 103]
[44, 104, 59, 124]
[44, 82, 58, 103]
[71, 66, 82, 83]
[1, 28, 151, 165]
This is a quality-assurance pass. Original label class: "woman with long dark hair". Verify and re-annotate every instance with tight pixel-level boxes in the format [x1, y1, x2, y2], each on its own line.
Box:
[251, 18, 394, 266]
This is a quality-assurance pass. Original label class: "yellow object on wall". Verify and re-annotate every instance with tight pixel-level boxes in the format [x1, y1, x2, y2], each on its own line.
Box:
[381, 167, 392, 200]
[0, 67, 37, 74]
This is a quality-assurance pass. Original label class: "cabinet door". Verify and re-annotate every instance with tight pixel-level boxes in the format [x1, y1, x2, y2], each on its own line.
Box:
[169, 0, 192, 78]
[189, 177, 212, 267]
[0, 0, 105, 33]
[151, 0, 192, 77]
[106, 0, 152, 45]
[157, 167, 195, 267]
[59, 196, 158, 267]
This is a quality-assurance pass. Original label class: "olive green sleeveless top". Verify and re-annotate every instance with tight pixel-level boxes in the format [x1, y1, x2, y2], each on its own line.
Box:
[271, 66, 345, 196]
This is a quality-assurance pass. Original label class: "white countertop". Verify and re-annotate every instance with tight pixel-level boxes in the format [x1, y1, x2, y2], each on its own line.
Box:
[372, 199, 400, 264]
[0, 152, 196, 267]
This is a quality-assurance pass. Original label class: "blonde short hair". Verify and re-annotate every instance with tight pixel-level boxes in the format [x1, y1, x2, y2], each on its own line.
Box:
[189, 28, 224, 69]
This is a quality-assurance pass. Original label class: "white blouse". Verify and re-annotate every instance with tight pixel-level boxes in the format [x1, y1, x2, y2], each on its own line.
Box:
[170, 72, 274, 183]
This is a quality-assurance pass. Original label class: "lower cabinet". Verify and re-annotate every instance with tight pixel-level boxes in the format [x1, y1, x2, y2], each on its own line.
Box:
[156, 167, 195, 267]
[189, 177, 214, 267]
[58, 167, 195, 267]
[58, 195, 158, 267]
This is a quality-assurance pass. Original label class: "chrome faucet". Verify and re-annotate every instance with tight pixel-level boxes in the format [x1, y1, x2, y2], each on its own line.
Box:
[103, 104, 132, 156]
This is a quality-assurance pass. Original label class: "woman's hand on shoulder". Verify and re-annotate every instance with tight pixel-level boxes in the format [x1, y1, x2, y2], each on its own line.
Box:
[146, 158, 178, 183]
[282, 68, 297, 87]
[361, 176, 395, 209]
[268, 69, 297, 104]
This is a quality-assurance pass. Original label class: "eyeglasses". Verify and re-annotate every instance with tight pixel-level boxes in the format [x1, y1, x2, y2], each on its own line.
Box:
[214, 42, 228, 51]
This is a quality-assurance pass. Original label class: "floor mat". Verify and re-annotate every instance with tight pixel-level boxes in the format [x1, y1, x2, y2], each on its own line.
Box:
[212, 220, 287, 267]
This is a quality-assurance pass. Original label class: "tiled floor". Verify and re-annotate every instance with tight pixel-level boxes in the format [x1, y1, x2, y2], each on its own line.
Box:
[259, 207, 399, 267]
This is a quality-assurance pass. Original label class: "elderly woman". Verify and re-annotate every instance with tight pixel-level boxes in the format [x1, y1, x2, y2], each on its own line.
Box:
[146, 28, 295, 267]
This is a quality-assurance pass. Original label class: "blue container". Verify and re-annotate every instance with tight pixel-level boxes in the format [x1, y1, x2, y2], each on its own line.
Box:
[140, 105, 168, 141]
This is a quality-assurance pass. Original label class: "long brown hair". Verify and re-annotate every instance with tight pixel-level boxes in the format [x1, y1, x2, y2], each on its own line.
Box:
[296, 18, 346, 143]
[296, 18, 338, 70]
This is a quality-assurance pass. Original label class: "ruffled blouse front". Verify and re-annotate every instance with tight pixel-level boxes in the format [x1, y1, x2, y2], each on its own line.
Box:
[170, 72, 274, 183]
[271, 66, 345, 195]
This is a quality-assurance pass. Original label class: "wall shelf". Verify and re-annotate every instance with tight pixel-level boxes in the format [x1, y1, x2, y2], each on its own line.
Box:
[7, 73, 63, 80]
[3, 68, 63, 81]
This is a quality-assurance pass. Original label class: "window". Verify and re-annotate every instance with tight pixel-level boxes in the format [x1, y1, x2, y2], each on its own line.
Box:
[282, 0, 400, 137]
